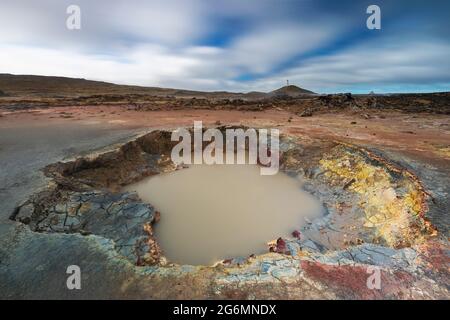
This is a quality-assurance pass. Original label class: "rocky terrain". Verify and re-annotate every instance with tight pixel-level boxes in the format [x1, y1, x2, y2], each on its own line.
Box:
[0, 75, 448, 299]
[1, 74, 449, 116]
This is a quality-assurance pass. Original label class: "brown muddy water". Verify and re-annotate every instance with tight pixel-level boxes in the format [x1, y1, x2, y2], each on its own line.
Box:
[124, 164, 323, 265]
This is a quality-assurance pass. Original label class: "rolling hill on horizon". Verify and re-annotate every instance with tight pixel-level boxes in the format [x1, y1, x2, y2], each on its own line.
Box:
[269, 85, 315, 96]
[0, 73, 315, 99]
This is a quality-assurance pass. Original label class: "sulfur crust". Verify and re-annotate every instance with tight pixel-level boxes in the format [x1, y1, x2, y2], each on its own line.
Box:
[319, 145, 435, 248]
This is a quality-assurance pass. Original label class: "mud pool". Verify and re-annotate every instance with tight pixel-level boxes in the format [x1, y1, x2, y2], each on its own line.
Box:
[124, 163, 323, 265]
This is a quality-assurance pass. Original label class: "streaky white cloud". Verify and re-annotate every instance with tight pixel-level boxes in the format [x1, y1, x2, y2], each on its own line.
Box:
[0, 44, 198, 87]
[0, 1, 449, 93]
[236, 39, 450, 93]
[227, 23, 338, 74]
[109, 0, 208, 45]
[2, 36, 449, 93]
[0, 0, 344, 91]
[0, 0, 208, 49]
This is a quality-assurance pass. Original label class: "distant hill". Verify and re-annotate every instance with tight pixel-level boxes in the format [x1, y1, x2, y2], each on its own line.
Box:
[269, 85, 315, 97]
[243, 91, 267, 99]
[0, 74, 314, 99]
[0, 74, 245, 99]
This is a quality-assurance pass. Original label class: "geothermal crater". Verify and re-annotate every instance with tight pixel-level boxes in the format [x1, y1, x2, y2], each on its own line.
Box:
[11, 126, 435, 273]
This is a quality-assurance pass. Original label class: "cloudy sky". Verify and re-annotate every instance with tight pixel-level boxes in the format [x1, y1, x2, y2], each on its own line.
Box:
[1, 0, 449, 93]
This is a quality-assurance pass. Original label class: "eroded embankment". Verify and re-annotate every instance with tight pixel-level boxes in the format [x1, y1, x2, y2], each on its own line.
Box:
[11, 127, 436, 272]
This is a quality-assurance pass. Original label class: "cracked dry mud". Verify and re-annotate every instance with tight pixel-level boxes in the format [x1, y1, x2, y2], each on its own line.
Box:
[4, 126, 449, 299]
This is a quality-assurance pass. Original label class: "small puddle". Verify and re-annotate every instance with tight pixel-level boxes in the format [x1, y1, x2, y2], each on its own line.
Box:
[124, 164, 323, 265]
